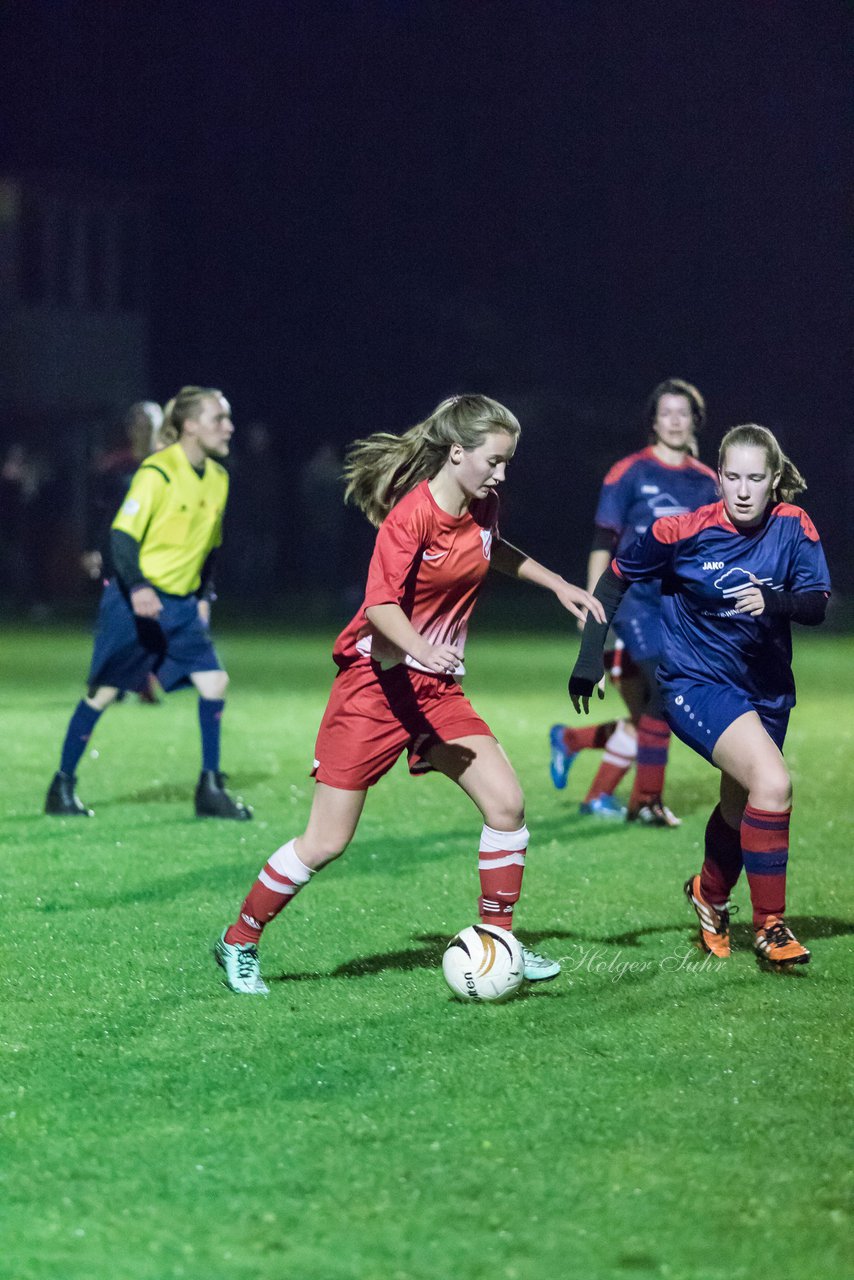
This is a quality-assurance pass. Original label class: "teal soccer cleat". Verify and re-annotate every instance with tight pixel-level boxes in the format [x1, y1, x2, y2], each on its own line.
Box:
[521, 946, 561, 982]
[214, 930, 269, 995]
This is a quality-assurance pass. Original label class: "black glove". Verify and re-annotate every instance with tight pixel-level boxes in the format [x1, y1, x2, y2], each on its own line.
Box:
[567, 564, 628, 712]
[568, 655, 605, 713]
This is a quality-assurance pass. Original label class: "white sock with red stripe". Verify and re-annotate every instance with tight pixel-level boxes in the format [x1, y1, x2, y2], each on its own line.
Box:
[478, 823, 528, 932]
[584, 720, 637, 802]
[225, 839, 314, 945]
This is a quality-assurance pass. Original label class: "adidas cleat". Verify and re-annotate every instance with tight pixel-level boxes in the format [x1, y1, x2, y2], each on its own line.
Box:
[521, 946, 561, 982]
[549, 725, 577, 791]
[628, 798, 681, 827]
[214, 930, 269, 995]
[684, 874, 734, 958]
[579, 793, 627, 820]
[754, 916, 810, 967]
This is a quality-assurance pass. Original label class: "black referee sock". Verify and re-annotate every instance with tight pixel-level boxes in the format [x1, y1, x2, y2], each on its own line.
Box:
[59, 700, 103, 775]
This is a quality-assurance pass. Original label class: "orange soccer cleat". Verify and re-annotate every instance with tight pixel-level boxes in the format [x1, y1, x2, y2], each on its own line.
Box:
[683, 873, 734, 958]
[754, 916, 811, 967]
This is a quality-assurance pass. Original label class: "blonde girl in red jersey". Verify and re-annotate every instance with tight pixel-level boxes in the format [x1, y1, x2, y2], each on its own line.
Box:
[214, 393, 604, 994]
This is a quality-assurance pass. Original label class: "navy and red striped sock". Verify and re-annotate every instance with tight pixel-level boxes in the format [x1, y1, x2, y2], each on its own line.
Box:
[699, 805, 742, 904]
[741, 804, 790, 927]
[629, 715, 670, 808]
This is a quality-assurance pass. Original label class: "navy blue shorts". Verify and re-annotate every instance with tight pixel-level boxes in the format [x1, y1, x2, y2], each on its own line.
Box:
[661, 677, 790, 765]
[88, 580, 222, 693]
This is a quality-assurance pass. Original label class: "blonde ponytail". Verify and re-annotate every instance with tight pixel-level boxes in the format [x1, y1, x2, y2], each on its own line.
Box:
[343, 394, 520, 527]
[157, 385, 221, 449]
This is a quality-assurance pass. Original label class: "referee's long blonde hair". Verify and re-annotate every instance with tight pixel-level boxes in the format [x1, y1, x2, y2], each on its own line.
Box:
[343, 394, 521, 527]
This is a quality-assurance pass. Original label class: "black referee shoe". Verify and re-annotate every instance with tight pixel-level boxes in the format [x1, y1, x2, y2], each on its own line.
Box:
[194, 770, 253, 820]
[45, 771, 94, 817]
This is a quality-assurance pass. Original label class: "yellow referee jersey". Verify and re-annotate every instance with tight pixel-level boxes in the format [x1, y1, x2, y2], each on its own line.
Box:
[111, 443, 229, 595]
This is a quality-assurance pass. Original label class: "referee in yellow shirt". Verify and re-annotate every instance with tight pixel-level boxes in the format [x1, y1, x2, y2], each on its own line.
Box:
[46, 386, 252, 820]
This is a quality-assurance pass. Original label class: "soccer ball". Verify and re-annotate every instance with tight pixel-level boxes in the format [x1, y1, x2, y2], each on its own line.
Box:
[442, 924, 524, 1003]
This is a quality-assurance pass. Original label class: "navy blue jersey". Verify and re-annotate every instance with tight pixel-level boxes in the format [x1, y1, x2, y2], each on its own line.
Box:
[614, 501, 831, 712]
[594, 447, 719, 660]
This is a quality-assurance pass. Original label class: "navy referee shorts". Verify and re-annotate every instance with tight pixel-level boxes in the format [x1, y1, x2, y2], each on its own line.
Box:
[88, 580, 222, 693]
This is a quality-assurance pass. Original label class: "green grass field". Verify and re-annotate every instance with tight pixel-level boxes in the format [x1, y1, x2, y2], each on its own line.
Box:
[2, 622, 853, 1280]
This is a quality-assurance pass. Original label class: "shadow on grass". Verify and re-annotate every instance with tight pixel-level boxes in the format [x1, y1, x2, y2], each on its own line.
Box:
[109, 770, 275, 806]
[598, 915, 854, 949]
[269, 928, 579, 987]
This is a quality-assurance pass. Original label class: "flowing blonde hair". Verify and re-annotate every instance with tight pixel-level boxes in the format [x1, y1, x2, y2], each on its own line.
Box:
[718, 423, 806, 503]
[343, 394, 520, 526]
[157, 386, 222, 448]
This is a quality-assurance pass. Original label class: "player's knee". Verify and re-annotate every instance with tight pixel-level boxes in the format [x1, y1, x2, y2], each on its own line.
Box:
[86, 686, 118, 711]
[751, 768, 792, 813]
[487, 786, 525, 832]
[201, 670, 229, 699]
[766, 773, 792, 812]
[299, 833, 351, 868]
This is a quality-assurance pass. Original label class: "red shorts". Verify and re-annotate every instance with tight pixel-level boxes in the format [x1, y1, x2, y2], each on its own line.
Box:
[312, 660, 494, 791]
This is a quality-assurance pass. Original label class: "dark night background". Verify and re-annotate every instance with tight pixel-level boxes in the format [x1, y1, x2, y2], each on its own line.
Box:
[1, 0, 850, 601]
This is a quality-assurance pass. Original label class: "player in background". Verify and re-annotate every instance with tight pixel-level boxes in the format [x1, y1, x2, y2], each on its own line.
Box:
[45, 386, 252, 821]
[214, 393, 605, 995]
[550, 379, 718, 825]
[81, 401, 164, 584]
[82, 400, 165, 705]
[569, 424, 829, 966]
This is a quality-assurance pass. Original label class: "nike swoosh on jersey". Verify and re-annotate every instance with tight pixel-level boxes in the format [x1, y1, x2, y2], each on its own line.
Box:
[422, 550, 448, 560]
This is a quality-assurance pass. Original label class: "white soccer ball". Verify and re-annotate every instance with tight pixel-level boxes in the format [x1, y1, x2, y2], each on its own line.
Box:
[442, 924, 524, 1003]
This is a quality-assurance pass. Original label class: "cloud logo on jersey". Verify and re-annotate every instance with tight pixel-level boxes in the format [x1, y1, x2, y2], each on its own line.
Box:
[647, 492, 690, 519]
[480, 529, 493, 559]
[121, 498, 141, 516]
[713, 567, 774, 598]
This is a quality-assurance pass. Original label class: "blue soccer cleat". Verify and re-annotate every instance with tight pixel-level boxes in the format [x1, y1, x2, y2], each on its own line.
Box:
[579, 793, 627, 819]
[549, 725, 577, 790]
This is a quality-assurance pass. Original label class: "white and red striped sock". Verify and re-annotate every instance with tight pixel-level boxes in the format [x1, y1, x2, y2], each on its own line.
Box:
[225, 839, 314, 945]
[584, 719, 637, 801]
[478, 823, 528, 932]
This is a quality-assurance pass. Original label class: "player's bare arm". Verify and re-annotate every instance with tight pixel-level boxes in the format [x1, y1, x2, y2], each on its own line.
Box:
[364, 602, 461, 674]
[490, 539, 605, 625]
[580, 547, 612, 630]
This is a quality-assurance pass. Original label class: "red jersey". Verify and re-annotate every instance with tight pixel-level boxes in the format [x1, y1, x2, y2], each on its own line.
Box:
[333, 479, 499, 675]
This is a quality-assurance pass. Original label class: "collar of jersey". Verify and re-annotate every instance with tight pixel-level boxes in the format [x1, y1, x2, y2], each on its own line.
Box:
[643, 445, 696, 472]
[173, 441, 209, 480]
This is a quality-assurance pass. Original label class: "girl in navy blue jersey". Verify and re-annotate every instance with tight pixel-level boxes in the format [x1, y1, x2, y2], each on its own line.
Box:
[550, 379, 718, 826]
[570, 424, 830, 967]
